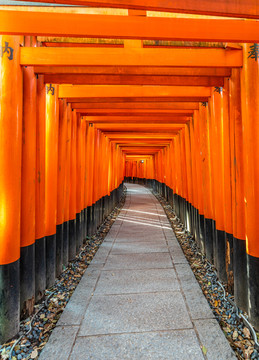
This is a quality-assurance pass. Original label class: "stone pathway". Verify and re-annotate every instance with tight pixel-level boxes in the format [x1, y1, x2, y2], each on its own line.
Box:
[39, 184, 236, 360]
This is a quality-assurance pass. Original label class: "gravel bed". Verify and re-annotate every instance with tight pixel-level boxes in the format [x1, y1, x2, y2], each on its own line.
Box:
[153, 191, 259, 360]
[0, 188, 126, 360]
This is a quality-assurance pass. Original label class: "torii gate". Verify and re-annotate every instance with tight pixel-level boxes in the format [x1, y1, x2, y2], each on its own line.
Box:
[0, 2, 259, 344]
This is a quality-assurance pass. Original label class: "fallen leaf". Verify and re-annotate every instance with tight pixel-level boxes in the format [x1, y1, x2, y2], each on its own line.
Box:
[1, 353, 8, 360]
[243, 347, 253, 359]
[233, 330, 238, 340]
[31, 349, 38, 359]
[202, 346, 207, 355]
[243, 327, 251, 339]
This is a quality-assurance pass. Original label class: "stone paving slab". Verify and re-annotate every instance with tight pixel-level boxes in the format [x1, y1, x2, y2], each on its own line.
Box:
[58, 269, 100, 326]
[168, 247, 189, 264]
[39, 184, 236, 360]
[104, 252, 173, 270]
[94, 268, 180, 295]
[174, 263, 202, 292]
[110, 241, 169, 254]
[183, 288, 215, 320]
[70, 330, 204, 360]
[194, 319, 236, 359]
[39, 326, 79, 360]
[114, 235, 166, 243]
[79, 291, 193, 336]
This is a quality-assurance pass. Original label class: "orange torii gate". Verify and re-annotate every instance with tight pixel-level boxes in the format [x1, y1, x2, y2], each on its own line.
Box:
[20, 47, 243, 67]
[0, 2, 259, 346]
[10, 0, 259, 18]
[1, 10, 259, 42]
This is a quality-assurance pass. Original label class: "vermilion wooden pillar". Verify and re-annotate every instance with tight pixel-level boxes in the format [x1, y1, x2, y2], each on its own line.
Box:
[81, 119, 86, 240]
[241, 43, 259, 329]
[207, 98, 217, 265]
[20, 36, 37, 315]
[222, 78, 234, 291]
[199, 103, 214, 262]
[35, 74, 46, 301]
[56, 98, 67, 276]
[45, 83, 59, 287]
[230, 68, 247, 311]
[63, 103, 72, 266]
[0, 35, 23, 343]
[86, 124, 95, 236]
[69, 109, 77, 260]
[194, 112, 205, 251]
[210, 89, 227, 282]
[184, 124, 192, 232]
[93, 128, 100, 230]
[180, 127, 189, 230]
[76, 113, 83, 252]
[190, 114, 198, 240]
[83, 121, 88, 237]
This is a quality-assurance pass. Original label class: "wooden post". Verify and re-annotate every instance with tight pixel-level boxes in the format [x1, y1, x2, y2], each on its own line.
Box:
[63, 103, 72, 266]
[229, 68, 247, 311]
[210, 89, 227, 282]
[76, 113, 83, 252]
[241, 43, 259, 329]
[69, 109, 77, 260]
[45, 83, 59, 287]
[0, 35, 23, 343]
[35, 74, 46, 301]
[56, 98, 67, 276]
[20, 36, 36, 316]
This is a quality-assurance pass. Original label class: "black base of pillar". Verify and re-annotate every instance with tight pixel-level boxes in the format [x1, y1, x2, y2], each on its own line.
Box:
[190, 204, 194, 232]
[20, 243, 35, 316]
[174, 193, 179, 217]
[225, 232, 234, 293]
[86, 205, 92, 237]
[35, 236, 46, 302]
[100, 197, 104, 223]
[0, 259, 20, 343]
[81, 209, 86, 243]
[233, 237, 248, 312]
[199, 214, 205, 254]
[212, 219, 217, 266]
[96, 199, 100, 229]
[76, 212, 82, 254]
[92, 203, 97, 234]
[186, 201, 191, 232]
[204, 218, 214, 263]
[56, 223, 63, 277]
[99, 198, 103, 225]
[69, 218, 76, 261]
[63, 221, 69, 268]
[46, 233, 56, 288]
[179, 196, 184, 225]
[84, 208, 88, 242]
[80, 210, 84, 243]
[247, 254, 259, 330]
[104, 195, 109, 219]
[215, 229, 227, 283]
[194, 208, 201, 249]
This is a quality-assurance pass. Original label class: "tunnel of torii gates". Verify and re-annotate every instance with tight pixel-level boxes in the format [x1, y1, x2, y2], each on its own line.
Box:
[0, 0, 259, 344]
